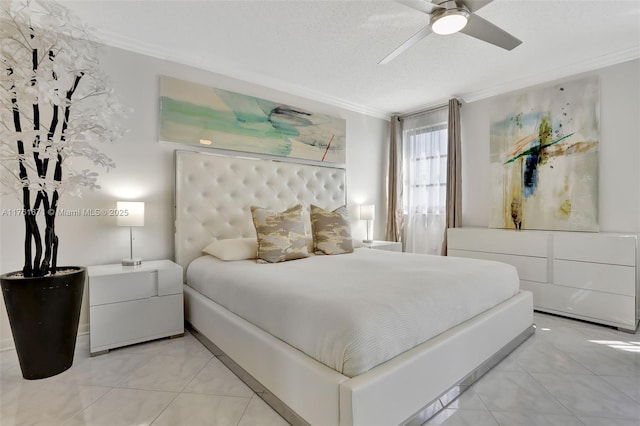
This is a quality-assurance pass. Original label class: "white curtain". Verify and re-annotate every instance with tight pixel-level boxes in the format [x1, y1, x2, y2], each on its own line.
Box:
[402, 107, 448, 255]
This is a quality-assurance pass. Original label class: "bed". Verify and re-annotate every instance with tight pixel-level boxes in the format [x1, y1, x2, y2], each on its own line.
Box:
[175, 150, 534, 426]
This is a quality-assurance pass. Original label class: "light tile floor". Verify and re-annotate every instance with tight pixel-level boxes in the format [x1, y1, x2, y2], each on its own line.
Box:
[0, 312, 638, 425]
[426, 312, 640, 426]
[0, 331, 287, 426]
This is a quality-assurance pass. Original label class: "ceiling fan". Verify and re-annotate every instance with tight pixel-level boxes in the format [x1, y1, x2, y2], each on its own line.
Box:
[379, 0, 522, 64]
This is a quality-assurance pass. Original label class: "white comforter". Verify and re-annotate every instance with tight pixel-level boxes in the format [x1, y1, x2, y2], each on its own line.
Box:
[186, 249, 519, 377]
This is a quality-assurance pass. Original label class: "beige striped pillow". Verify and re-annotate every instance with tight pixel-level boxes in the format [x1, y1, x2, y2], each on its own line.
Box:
[250, 204, 309, 263]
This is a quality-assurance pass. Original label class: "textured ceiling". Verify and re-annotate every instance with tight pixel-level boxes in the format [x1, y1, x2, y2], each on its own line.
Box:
[60, 0, 640, 118]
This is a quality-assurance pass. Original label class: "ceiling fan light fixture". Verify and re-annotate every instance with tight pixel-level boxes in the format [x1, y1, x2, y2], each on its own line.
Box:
[431, 8, 469, 35]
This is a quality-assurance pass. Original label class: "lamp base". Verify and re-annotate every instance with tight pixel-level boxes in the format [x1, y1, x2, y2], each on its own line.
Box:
[122, 258, 142, 267]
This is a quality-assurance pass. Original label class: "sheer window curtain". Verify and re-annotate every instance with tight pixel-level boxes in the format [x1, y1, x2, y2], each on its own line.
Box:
[402, 107, 448, 254]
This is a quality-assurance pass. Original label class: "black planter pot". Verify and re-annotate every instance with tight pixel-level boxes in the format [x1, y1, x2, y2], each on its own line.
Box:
[1, 267, 85, 380]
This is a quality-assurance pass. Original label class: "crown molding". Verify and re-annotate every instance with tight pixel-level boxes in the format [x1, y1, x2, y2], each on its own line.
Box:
[459, 45, 640, 104]
[92, 29, 392, 121]
[93, 28, 638, 120]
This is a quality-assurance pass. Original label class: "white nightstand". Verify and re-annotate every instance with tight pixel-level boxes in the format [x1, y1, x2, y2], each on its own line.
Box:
[88, 259, 184, 356]
[365, 240, 402, 252]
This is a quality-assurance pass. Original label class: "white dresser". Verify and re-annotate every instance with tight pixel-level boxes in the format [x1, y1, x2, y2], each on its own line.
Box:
[88, 260, 184, 355]
[448, 228, 639, 332]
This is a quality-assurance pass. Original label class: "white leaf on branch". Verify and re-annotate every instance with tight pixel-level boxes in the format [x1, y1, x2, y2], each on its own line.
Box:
[1, 0, 127, 202]
[1, 0, 129, 275]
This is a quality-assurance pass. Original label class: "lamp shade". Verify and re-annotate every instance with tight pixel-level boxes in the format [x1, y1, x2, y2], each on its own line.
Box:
[359, 204, 375, 221]
[117, 201, 145, 227]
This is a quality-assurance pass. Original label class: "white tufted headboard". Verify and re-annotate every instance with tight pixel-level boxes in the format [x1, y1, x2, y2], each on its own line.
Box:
[174, 150, 347, 276]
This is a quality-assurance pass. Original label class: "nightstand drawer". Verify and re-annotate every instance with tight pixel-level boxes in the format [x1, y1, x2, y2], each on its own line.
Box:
[90, 271, 157, 306]
[89, 294, 183, 350]
[158, 266, 183, 296]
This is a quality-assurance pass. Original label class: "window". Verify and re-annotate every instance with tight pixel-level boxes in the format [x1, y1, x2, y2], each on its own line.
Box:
[402, 109, 448, 216]
[400, 107, 449, 255]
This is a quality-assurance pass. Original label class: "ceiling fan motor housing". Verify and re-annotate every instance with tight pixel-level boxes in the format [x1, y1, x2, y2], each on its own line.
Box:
[431, 1, 471, 35]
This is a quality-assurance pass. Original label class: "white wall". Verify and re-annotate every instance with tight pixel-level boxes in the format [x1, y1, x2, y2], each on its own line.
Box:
[0, 46, 389, 349]
[460, 59, 640, 233]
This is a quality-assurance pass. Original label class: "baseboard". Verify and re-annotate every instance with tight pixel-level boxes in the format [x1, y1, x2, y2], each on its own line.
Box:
[0, 322, 89, 352]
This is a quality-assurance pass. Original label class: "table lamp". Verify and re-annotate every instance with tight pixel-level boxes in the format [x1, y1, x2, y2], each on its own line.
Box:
[359, 204, 375, 243]
[117, 201, 144, 266]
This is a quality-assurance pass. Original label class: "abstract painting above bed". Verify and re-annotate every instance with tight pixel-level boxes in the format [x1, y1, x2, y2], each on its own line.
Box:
[160, 76, 346, 163]
[489, 77, 599, 232]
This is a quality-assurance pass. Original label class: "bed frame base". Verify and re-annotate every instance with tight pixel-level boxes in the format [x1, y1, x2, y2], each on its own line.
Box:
[187, 321, 535, 426]
[402, 323, 535, 425]
[187, 322, 311, 426]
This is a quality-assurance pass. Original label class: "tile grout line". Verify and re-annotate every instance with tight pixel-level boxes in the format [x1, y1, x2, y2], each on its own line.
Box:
[148, 348, 218, 424]
[57, 385, 116, 425]
[522, 368, 584, 422]
[148, 391, 182, 425]
[235, 395, 253, 426]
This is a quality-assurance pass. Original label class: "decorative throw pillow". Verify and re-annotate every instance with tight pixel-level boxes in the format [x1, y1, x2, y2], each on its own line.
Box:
[310, 204, 354, 255]
[250, 204, 309, 263]
[202, 238, 257, 261]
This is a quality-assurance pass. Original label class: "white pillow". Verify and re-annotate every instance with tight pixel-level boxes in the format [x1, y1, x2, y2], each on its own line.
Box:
[202, 238, 257, 261]
[202, 236, 355, 260]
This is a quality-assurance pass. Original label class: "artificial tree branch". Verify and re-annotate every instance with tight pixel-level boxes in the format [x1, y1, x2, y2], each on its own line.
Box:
[39, 191, 53, 274]
[46, 188, 60, 273]
[31, 192, 45, 271]
[9, 75, 34, 275]
[39, 72, 83, 271]
[32, 44, 45, 180]
[1, 0, 127, 277]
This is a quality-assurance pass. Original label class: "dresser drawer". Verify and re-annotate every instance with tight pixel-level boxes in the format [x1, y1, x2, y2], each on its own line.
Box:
[553, 233, 637, 266]
[448, 228, 548, 257]
[553, 260, 635, 296]
[448, 249, 547, 283]
[521, 281, 636, 329]
[90, 271, 157, 306]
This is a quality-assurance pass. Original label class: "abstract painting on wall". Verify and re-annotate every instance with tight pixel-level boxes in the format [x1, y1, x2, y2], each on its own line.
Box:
[159, 76, 346, 163]
[489, 77, 599, 232]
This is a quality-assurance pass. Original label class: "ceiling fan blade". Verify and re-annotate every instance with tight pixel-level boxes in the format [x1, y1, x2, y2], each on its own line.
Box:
[379, 24, 432, 64]
[459, 0, 493, 14]
[459, 14, 522, 50]
[395, 0, 444, 15]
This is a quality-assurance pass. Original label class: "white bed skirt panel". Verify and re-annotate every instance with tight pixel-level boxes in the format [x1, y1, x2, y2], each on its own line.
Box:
[184, 285, 349, 425]
[339, 291, 533, 426]
[185, 284, 533, 426]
